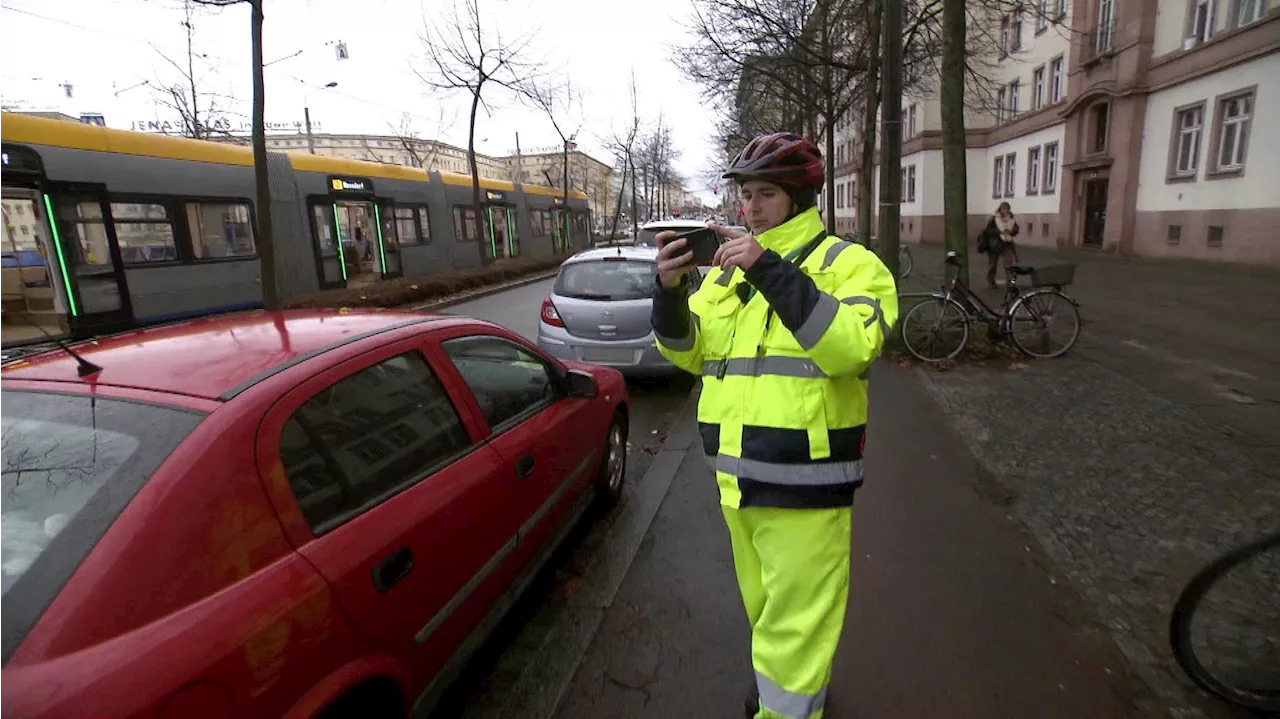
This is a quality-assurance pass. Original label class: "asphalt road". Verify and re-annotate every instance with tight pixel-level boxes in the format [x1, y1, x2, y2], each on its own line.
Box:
[428, 277, 698, 717]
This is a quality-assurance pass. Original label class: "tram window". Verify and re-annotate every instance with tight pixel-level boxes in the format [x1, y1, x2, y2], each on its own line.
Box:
[185, 202, 256, 259]
[452, 206, 479, 242]
[60, 202, 111, 267]
[393, 205, 431, 245]
[529, 210, 552, 237]
[110, 203, 177, 264]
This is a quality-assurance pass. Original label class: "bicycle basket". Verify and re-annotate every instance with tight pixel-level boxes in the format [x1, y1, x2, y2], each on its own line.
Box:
[1031, 264, 1076, 287]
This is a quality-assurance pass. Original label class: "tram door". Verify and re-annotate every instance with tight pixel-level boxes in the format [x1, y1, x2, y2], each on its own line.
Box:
[375, 198, 402, 279]
[485, 205, 518, 259]
[4, 181, 133, 337]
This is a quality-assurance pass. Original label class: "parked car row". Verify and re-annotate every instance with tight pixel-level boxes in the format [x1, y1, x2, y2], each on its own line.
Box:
[1, 309, 630, 718]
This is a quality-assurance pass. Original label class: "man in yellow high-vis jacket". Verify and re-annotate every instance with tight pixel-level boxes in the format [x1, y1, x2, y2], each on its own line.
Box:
[650, 132, 898, 719]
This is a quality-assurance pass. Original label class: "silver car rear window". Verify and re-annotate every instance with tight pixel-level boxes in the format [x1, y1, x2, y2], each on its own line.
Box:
[554, 259, 656, 301]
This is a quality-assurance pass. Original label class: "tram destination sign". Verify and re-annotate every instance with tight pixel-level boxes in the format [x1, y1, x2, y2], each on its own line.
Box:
[329, 176, 373, 193]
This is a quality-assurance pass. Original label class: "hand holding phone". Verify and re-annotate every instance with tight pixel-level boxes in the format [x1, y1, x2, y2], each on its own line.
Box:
[670, 228, 722, 267]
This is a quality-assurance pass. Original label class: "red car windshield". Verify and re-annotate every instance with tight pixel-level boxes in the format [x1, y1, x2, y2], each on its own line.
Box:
[1, 391, 203, 663]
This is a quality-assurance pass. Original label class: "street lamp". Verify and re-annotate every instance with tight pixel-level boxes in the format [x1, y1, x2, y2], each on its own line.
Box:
[304, 81, 338, 155]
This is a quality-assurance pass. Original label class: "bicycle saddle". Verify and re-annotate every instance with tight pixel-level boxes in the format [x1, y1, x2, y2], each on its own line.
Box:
[1008, 265, 1035, 275]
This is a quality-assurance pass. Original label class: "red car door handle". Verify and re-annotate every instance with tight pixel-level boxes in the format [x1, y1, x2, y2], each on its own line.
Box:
[515, 454, 535, 481]
[372, 546, 414, 593]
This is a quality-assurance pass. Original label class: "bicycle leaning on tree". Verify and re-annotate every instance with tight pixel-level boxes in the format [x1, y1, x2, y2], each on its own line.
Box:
[899, 250, 1082, 362]
[843, 233, 913, 278]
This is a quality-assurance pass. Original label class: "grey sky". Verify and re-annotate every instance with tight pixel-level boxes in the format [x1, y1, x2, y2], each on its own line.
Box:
[1, 0, 722, 203]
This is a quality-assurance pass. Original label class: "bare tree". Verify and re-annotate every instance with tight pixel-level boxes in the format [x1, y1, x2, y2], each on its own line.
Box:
[417, 0, 538, 265]
[178, 0, 276, 308]
[150, 1, 237, 140]
[598, 71, 643, 239]
[386, 110, 455, 169]
[521, 74, 584, 254]
[676, 0, 869, 235]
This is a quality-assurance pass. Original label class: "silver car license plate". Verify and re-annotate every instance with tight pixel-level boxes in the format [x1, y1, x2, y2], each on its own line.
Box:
[582, 347, 635, 363]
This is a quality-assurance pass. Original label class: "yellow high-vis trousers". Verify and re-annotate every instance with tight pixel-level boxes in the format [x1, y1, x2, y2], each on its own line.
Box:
[722, 504, 852, 719]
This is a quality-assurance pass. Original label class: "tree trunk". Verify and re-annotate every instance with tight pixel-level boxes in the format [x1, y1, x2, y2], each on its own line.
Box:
[941, 0, 970, 284]
[249, 0, 278, 309]
[467, 90, 488, 266]
[824, 98, 837, 236]
[629, 152, 639, 235]
[185, 1, 201, 139]
[563, 143, 571, 254]
[877, 0, 902, 279]
[609, 155, 629, 241]
[857, 0, 882, 244]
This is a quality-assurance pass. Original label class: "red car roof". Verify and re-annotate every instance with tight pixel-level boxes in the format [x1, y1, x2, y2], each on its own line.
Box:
[2, 309, 449, 401]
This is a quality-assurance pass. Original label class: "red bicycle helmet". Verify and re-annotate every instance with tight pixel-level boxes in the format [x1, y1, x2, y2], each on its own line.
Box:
[722, 132, 825, 189]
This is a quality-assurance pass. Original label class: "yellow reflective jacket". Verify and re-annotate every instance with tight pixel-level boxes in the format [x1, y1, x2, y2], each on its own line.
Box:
[651, 207, 899, 509]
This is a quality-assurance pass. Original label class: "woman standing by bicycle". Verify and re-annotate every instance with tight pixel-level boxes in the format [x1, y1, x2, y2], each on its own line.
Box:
[980, 202, 1020, 288]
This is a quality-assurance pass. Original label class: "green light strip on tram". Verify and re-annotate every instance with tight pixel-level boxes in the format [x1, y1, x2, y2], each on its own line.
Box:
[332, 204, 348, 281]
[41, 194, 78, 317]
[486, 207, 497, 259]
[373, 204, 388, 275]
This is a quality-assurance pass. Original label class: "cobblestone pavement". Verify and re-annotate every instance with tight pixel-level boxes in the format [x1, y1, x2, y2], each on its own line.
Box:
[903, 242, 1280, 717]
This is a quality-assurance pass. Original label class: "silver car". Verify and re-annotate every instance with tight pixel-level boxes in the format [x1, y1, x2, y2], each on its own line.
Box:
[537, 246, 685, 375]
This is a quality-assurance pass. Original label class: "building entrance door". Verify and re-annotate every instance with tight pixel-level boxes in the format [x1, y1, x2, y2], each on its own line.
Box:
[1082, 179, 1108, 249]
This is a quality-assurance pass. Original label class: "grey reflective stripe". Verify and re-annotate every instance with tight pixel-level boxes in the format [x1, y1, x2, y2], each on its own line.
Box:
[655, 331, 695, 352]
[700, 355, 827, 379]
[716, 454, 864, 486]
[841, 295, 891, 337]
[793, 293, 839, 349]
[757, 672, 828, 718]
[715, 269, 734, 286]
[819, 240, 853, 270]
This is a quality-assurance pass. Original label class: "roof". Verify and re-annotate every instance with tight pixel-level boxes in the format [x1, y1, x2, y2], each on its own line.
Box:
[563, 246, 659, 264]
[1, 310, 446, 402]
[0, 113, 583, 198]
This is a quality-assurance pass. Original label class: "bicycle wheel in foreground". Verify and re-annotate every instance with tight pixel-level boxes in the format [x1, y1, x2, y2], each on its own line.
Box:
[900, 296, 969, 362]
[1170, 531, 1280, 715]
[1006, 289, 1081, 358]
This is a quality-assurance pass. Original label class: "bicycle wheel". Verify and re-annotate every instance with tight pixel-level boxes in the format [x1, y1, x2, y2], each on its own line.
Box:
[1006, 289, 1080, 358]
[898, 246, 914, 278]
[900, 295, 969, 362]
[1170, 531, 1280, 715]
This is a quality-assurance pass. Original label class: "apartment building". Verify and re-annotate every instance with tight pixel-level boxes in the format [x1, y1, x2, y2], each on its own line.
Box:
[858, 0, 1276, 266]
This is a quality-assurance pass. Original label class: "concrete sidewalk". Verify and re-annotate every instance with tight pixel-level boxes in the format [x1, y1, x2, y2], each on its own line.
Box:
[547, 363, 1167, 719]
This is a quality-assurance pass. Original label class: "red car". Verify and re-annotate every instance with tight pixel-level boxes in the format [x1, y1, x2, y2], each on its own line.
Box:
[1, 309, 630, 719]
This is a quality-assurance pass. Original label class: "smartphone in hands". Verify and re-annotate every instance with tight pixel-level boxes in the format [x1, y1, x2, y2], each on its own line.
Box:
[669, 227, 721, 266]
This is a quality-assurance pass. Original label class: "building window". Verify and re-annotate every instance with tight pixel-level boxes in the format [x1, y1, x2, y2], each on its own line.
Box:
[1036, 0, 1050, 30]
[1027, 146, 1042, 194]
[1172, 104, 1204, 177]
[1167, 225, 1182, 244]
[1237, 0, 1267, 26]
[848, 179, 856, 208]
[1213, 91, 1253, 173]
[1090, 102, 1110, 153]
[1042, 142, 1059, 193]
[908, 104, 918, 137]
[903, 165, 916, 202]
[1000, 15, 1012, 56]
[185, 202, 256, 259]
[1009, 80, 1021, 118]
[1207, 225, 1224, 247]
[1058, 0, 1069, 18]
[997, 88, 1007, 123]
[1096, 0, 1116, 53]
[1190, 0, 1214, 44]
[993, 156, 1004, 198]
[1004, 153, 1017, 197]
[1042, 221, 1050, 236]
[111, 202, 177, 264]
[1050, 56, 1065, 103]
[1032, 66, 1046, 109]
[1011, 9, 1024, 50]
